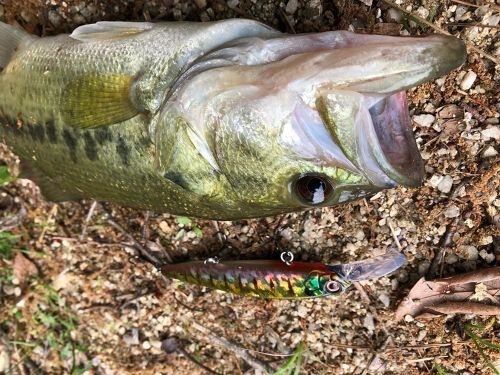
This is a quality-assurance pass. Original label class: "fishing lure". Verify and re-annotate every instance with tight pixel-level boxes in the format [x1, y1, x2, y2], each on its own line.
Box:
[161, 251, 405, 299]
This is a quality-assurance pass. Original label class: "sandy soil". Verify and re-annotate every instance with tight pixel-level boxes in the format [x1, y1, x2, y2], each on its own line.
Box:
[0, 0, 499, 374]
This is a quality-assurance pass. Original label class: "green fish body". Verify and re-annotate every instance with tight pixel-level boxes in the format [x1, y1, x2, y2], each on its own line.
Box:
[0, 21, 466, 219]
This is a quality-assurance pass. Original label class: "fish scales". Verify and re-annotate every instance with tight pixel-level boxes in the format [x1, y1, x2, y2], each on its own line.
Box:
[0, 21, 466, 219]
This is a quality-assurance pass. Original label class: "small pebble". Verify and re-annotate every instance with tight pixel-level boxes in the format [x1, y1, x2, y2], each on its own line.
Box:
[437, 175, 453, 194]
[142, 341, 152, 350]
[194, 0, 207, 8]
[404, 315, 414, 323]
[457, 245, 478, 261]
[413, 114, 435, 128]
[378, 293, 391, 307]
[417, 330, 427, 341]
[481, 126, 500, 141]
[479, 250, 495, 263]
[445, 253, 459, 264]
[48, 10, 63, 27]
[418, 261, 430, 276]
[227, 0, 239, 9]
[443, 205, 460, 218]
[285, 0, 299, 14]
[482, 146, 498, 158]
[363, 313, 375, 334]
[459, 70, 477, 90]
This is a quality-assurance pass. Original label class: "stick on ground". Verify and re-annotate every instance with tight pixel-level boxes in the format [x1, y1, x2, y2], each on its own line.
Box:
[191, 321, 273, 374]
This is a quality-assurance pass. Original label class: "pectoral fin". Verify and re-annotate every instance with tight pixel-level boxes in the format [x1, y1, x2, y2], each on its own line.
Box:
[62, 74, 140, 129]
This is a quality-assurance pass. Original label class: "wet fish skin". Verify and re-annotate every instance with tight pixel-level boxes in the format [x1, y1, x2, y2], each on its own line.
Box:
[0, 21, 466, 219]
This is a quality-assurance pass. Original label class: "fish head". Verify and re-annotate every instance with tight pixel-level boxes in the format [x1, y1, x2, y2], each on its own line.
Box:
[161, 30, 466, 217]
[303, 270, 351, 297]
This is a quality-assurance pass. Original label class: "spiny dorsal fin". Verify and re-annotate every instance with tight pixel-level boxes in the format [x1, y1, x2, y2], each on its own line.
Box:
[70, 21, 154, 42]
[62, 74, 139, 129]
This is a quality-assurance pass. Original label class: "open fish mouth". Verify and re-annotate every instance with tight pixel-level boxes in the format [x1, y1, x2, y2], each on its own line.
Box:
[369, 91, 424, 187]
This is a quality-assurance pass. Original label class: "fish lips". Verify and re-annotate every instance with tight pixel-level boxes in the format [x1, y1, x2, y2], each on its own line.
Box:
[368, 92, 424, 187]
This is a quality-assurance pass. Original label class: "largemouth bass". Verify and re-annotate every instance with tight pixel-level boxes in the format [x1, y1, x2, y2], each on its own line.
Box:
[0, 20, 466, 220]
[161, 251, 405, 299]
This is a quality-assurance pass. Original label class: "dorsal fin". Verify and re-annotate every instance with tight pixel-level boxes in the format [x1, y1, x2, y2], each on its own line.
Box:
[62, 74, 140, 129]
[70, 21, 154, 42]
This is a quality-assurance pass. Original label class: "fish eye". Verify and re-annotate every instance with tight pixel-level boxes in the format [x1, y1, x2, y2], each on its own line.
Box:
[324, 280, 341, 294]
[294, 173, 333, 205]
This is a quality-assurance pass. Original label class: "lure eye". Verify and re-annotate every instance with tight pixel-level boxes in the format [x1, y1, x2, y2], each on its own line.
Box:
[324, 280, 341, 294]
[295, 174, 333, 205]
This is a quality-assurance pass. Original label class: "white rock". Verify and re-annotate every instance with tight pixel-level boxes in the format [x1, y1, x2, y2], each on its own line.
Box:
[413, 114, 435, 127]
[458, 245, 478, 261]
[429, 174, 443, 188]
[460, 70, 477, 90]
[482, 146, 498, 158]
[404, 314, 414, 323]
[285, 0, 299, 14]
[479, 250, 495, 263]
[378, 293, 391, 307]
[227, 0, 239, 9]
[481, 126, 500, 140]
[142, 341, 152, 350]
[297, 305, 308, 318]
[363, 313, 375, 334]
[417, 330, 427, 341]
[437, 175, 453, 193]
[443, 205, 460, 218]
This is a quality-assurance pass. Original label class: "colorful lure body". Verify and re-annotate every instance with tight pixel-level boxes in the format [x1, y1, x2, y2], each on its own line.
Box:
[162, 260, 351, 299]
[161, 251, 406, 299]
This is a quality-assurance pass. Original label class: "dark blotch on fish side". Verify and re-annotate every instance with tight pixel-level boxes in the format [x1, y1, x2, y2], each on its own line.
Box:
[163, 172, 190, 191]
[62, 129, 78, 162]
[27, 123, 45, 143]
[95, 127, 113, 145]
[45, 120, 58, 143]
[116, 136, 130, 166]
[83, 131, 98, 161]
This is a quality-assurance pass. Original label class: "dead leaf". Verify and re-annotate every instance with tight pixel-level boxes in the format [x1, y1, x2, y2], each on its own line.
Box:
[12, 252, 38, 286]
[395, 267, 500, 320]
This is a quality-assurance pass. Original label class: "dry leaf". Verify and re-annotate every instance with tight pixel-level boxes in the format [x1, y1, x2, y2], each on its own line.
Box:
[12, 252, 38, 286]
[395, 267, 500, 320]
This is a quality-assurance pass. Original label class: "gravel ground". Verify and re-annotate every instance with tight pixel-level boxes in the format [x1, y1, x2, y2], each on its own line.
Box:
[0, 0, 499, 374]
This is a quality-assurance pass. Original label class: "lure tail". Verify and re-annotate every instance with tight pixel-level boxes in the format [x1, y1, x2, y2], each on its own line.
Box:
[0, 22, 36, 69]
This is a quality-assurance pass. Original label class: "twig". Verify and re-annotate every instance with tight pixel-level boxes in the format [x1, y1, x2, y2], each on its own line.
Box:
[277, 8, 296, 34]
[79, 200, 97, 241]
[407, 355, 448, 363]
[425, 301, 500, 315]
[107, 218, 161, 267]
[142, 210, 150, 243]
[178, 346, 220, 375]
[353, 282, 372, 304]
[212, 221, 226, 246]
[446, 23, 500, 29]
[387, 218, 402, 250]
[425, 218, 459, 280]
[190, 322, 273, 374]
[161, 337, 220, 375]
[380, 0, 500, 64]
[36, 204, 57, 246]
[451, 0, 500, 12]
